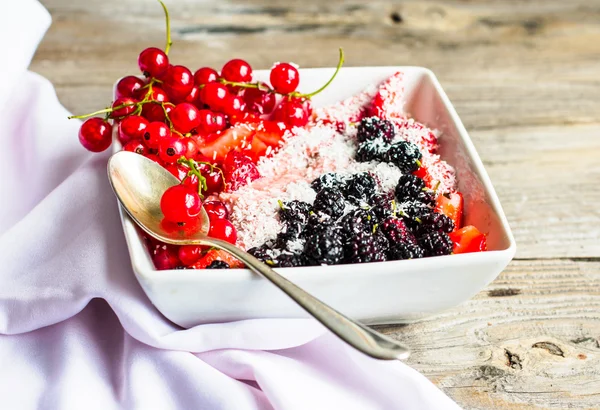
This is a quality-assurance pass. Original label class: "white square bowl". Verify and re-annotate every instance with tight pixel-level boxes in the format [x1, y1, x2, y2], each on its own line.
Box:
[116, 66, 516, 327]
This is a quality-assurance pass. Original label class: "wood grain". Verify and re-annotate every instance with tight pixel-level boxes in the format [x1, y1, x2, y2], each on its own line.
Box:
[377, 259, 600, 409]
[33, 0, 600, 408]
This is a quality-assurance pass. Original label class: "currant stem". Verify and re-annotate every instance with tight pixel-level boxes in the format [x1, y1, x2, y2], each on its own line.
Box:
[157, 0, 172, 55]
[294, 48, 344, 99]
[68, 101, 138, 120]
[68, 107, 113, 120]
[68, 100, 154, 120]
[177, 157, 214, 197]
[218, 79, 264, 90]
[160, 102, 175, 128]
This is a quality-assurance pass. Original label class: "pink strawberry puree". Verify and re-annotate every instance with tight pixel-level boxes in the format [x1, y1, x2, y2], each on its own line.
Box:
[219, 72, 456, 250]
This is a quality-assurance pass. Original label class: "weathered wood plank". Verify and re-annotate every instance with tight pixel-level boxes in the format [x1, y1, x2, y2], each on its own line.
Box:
[33, 0, 600, 131]
[474, 124, 600, 259]
[378, 259, 600, 409]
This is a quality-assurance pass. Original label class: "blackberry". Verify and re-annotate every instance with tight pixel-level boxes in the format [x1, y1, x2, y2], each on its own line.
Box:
[344, 231, 387, 263]
[275, 225, 305, 253]
[418, 231, 453, 257]
[369, 192, 395, 219]
[271, 252, 306, 268]
[356, 139, 390, 162]
[311, 173, 345, 192]
[373, 228, 390, 253]
[398, 200, 432, 220]
[418, 190, 435, 206]
[388, 241, 425, 260]
[304, 210, 336, 234]
[206, 260, 230, 269]
[340, 208, 378, 241]
[380, 217, 417, 245]
[279, 200, 311, 225]
[395, 174, 425, 201]
[415, 213, 455, 236]
[303, 227, 345, 265]
[384, 141, 422, 173]
[344, 172, 377, 205]
[356, 117, 395, 143]
[313, 187, 346, 219]
[396, 200, 433, 231]
[248, 245, 273, 262]
[278, 220, 303, 241]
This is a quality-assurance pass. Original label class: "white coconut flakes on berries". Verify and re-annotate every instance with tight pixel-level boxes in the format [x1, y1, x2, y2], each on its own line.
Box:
[219, 72, 456, 250]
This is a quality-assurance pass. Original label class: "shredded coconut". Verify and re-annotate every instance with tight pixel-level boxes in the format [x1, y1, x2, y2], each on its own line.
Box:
[219, 71, 457, 250]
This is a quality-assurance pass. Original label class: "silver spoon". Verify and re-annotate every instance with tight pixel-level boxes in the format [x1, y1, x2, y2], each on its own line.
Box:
[107, 150, 410, 360]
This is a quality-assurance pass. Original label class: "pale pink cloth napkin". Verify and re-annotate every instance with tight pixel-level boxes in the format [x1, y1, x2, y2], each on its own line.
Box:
[0, 1, 462, 409]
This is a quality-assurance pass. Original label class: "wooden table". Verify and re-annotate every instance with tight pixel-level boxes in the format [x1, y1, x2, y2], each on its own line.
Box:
[33, 0, 600, 408]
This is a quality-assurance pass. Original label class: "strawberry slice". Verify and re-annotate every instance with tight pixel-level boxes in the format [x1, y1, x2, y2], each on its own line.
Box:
[222, 150, 260, 191]
[253, 120, 286, 148]
[198, 120, 285, 163]
[191, 249, 244, 269]
[198, 123, 256, 162]
[368, 71, 407, 120]
[242, 136, 269, 163]
[413, 165, 433, 188]
[449, 225, 487, 254]
[434, 191, 464, 230]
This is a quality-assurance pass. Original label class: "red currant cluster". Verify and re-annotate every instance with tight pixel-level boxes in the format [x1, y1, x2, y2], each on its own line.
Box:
[152, 199, 241, 269]
[70, 1, 344, 268]
[73, 0, 342, 155]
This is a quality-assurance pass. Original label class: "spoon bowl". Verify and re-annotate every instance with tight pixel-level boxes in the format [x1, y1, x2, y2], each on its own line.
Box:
[108, 151, 211, 244]
[108, 150, 411, 361]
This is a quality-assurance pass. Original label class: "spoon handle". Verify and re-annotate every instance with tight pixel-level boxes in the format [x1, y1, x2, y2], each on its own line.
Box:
[201, 238, 411, 360]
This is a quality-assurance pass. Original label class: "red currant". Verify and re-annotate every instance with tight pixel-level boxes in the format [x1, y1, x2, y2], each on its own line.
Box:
[194, 67, 219, 86]
[145, 153, 163, 165]
[79, 118, 112, 152]
[208, 219, 237, 244]
[200, 83, 229, 111]
[123, 140, 146, 155]
[136, 86, 169, 103]
[204, 201, 229, 220]
[138, 47, 169, 78]
[178, 245, 203, 266]
[184, 85, 201, 105]
[152, 245, 181, 270]
[143, 121, 171, 149]
[196, 163, 225, 194]
[273, 99, 309, 127]
[117, 115, 148, 145]
[165, 163, 189, 181]
[143, 102, 173, 123]
[116, 76, 146, 99]
[303, 98, 313, 117]
[221, 59, 252, 82]
[158, 137, 187, 164]
[270, 63, 300, 94]
[162, 65, 194, 101]
[160, 184, 203, 223]
[170, 103, 201, 133]
[243, 85, 276, 115]
[198, 110, 226, 133]
[184, 138, 199, 158]
[110, 97, 137, 118]
[181, 172, 199, 191]
[223, 95, 246, 117]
